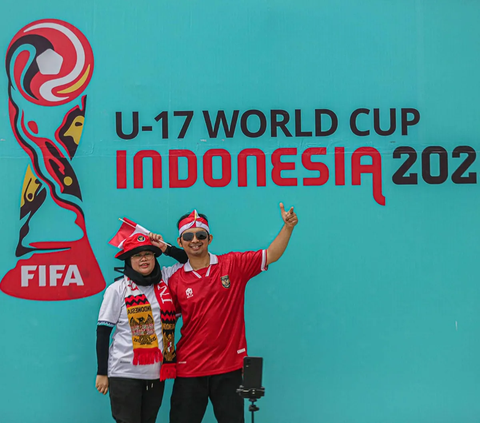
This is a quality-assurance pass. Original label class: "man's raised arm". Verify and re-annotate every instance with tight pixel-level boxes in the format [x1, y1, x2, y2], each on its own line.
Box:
[266, 202, 298, 266]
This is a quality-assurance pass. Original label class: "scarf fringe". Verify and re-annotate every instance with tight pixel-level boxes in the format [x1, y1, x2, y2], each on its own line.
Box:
[133, 348, 162, 366]
[160, 363, 177, 381]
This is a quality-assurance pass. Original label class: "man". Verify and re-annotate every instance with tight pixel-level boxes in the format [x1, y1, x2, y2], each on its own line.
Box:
[150, 203, 298, 423]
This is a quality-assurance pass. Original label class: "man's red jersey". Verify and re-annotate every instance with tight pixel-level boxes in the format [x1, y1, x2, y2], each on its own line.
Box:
[165, 250, 267, 377]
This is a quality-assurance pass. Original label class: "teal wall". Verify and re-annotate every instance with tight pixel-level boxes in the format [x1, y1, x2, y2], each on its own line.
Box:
[1, 1, 480, 422]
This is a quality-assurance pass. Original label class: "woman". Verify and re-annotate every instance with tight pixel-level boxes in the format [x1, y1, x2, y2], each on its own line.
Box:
[95, 233, 187, 423]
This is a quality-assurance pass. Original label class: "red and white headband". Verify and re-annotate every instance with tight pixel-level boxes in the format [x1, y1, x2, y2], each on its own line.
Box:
[178, 210, 209, 236]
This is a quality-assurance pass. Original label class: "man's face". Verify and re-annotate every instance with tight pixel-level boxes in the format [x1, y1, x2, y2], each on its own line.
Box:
[178, 227, 212, 258]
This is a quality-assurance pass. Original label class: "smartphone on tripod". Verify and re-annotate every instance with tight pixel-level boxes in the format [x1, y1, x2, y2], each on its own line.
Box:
[237, 356, 265, 399]
[243, 357, 263, 391]
[237, 357, 265, 422]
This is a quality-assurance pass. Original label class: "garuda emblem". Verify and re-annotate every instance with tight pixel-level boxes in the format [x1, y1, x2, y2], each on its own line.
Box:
[221, 275, 231, 289]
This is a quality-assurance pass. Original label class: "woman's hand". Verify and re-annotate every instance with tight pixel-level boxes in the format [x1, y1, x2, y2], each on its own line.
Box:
[95, 375, 109, 395]
[149, 232, 167, 252]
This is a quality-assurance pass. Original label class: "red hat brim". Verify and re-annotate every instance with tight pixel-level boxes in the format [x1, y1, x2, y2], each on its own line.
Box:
[115, 245, 162, 261]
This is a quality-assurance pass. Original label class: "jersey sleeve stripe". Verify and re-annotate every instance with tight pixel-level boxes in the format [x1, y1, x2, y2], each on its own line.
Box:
[261, 249, 268, 271]
[97, 320, 115, 327]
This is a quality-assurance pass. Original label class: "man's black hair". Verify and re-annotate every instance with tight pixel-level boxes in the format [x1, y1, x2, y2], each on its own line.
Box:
[177, 212, 209, 229]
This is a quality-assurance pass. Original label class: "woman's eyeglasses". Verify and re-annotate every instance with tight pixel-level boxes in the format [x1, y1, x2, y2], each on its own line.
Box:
[131, 252, 155, 260]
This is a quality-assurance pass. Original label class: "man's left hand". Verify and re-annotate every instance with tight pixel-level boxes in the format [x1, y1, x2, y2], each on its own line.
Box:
[280, 203, 298, 228]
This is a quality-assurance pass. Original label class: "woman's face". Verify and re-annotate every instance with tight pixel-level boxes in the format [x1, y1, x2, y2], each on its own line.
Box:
[130, 251, 156, 275]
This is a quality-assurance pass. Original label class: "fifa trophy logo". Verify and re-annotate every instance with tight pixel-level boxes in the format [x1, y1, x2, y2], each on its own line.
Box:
[1, 19, 105, 300]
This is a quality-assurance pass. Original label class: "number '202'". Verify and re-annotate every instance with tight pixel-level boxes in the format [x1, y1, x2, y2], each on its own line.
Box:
[392, 146, 477, 185]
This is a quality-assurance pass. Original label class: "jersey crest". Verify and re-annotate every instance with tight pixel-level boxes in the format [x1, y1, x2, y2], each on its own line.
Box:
[221, 275, 231, 289]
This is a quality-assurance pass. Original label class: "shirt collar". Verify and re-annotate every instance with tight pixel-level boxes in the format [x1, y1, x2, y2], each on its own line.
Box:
[184, 252, 218, 272]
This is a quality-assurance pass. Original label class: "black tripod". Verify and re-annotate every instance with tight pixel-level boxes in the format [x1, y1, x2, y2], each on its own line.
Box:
[237, 387, 265, 423]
